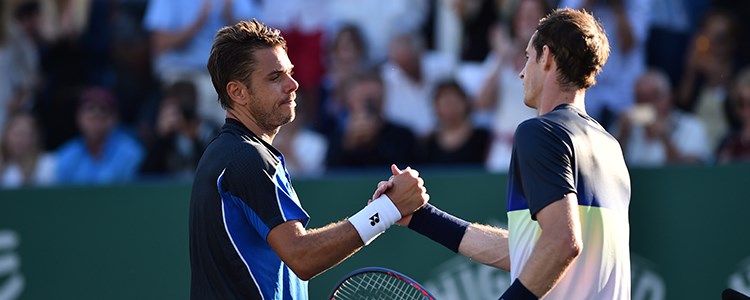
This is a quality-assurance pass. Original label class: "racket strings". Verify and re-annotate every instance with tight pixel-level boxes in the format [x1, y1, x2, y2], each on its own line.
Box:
[332, 272, 429, 300]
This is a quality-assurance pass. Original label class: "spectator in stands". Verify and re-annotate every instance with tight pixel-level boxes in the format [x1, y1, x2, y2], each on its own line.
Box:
[615, 69, 711, 167]
[318, 24, 370, 136]
[273, 95, 328, 178]
[717, 68, 750, 164]
[143, 0, 256, 126]
[10, 1, 42, 96]
[676, 8, 741, 152]
[0, 2, 16, 135]
[56, 87, 144, 185]
[0, 112, 56, 188]
[417, 80, 490, 166]
[454, 0, 500, 62]
[140, 81, 218, 179]
[328, 0, 427, 63]
[558, 0, 651, 128]
[326, 72, 416, 169]
[110, 0, 160, 137]
[712, 0, 750, 68]
[0, 0, 40, 135]
[381, 31, 455, 138]
[34, 0, 115, 150]
[478, 0, 550, 172]
[646, 0, 710, 89]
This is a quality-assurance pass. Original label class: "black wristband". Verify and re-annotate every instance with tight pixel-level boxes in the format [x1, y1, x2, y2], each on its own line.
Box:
[407, 203, 469, 253]
[499, 279, 537, 300]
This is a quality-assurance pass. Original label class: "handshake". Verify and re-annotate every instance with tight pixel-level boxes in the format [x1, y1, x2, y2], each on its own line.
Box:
[348, 164, 430, 245]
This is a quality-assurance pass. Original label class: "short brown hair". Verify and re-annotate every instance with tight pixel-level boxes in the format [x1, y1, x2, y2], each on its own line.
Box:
[207, 19, 287, 109]
[533, 8, 609, 90]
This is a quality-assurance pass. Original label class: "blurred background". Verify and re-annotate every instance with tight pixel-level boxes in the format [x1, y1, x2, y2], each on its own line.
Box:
[0, 0, 749, 299]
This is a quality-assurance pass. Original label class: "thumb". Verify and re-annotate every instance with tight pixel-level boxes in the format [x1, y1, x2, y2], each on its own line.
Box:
[390, 164, 404, 175]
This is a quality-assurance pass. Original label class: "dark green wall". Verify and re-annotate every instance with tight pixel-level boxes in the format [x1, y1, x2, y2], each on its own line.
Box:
[0, 165, 748, 299]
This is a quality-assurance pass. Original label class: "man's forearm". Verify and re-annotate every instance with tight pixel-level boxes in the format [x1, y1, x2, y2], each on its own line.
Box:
[458, 224, 511, 271]
[269, 220, 364, 281]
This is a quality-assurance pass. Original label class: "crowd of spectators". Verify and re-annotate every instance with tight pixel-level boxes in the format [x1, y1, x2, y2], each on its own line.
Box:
[1, 0, 749, 188]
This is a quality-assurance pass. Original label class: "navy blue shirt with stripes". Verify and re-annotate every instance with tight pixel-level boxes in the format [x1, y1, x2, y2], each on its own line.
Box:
[190, 118, 310, 300]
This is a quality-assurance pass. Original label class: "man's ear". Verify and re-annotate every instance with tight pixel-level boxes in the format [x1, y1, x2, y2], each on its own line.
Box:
[226, 80, 248, 106]
[541, 45, 554, 71]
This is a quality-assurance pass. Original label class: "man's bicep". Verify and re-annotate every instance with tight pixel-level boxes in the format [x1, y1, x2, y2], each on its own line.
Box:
[514, 121, 576, 218]
[534, 193, 581, 238]
[266, 220, 306, 260]
[221, 163, 287, 236]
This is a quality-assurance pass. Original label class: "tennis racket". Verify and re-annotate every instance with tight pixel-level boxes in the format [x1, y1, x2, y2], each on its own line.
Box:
[328, 267, 435, 300]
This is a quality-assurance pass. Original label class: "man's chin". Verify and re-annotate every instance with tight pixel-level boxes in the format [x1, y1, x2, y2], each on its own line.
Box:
[523, 99, 536, 109]
[281, 112, 295, 126]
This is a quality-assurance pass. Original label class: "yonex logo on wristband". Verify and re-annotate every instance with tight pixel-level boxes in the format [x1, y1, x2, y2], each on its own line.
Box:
[350, 195, 398, 245]
[369, 213, 380, 226]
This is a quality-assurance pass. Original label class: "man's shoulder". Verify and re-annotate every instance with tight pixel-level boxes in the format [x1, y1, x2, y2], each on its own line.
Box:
[515, 116, 565, 136]
[513, 113, 579, 153]
[195, 136, 271, 190]
[206, 131, 269, 165]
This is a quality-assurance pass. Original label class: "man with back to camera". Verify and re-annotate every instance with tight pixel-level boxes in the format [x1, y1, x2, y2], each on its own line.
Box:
[374, 8, 631, 299]
[189, 19, 430, 299]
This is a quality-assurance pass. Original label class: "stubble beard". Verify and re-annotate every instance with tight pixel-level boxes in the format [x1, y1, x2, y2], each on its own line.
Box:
[250, 96, 295, 132]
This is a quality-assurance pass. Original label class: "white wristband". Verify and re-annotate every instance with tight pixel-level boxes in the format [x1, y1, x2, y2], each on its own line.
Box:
[348, 195, 401, 245]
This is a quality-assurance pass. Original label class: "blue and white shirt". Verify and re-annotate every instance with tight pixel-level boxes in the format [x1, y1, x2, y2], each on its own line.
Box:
[190, 118, 309, 300]
[507, 104, 631, 299]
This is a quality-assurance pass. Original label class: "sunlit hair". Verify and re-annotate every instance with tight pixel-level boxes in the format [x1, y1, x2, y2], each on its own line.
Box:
[207, 19, 287, 109]
[533, 8, 610, 90]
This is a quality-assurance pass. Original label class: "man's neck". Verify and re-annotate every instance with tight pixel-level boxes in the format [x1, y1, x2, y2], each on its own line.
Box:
[536, 87, 587, 116]
[226, 111, 278, 144]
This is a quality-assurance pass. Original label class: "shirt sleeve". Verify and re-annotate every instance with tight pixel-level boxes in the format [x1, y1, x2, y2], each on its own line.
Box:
[219, 148, 309, 239]
[513, 119, 577, 219]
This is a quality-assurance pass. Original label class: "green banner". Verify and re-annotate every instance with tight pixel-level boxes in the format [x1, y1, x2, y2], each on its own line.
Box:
[0, 165, 748, 299]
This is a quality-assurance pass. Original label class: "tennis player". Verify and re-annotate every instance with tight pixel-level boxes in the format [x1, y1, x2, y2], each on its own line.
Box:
[189, 19, 429, 300]
[377, 8, 631, 299]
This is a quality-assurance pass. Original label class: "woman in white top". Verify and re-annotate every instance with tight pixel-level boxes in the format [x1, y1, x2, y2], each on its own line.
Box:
[1, 112, 56, 188]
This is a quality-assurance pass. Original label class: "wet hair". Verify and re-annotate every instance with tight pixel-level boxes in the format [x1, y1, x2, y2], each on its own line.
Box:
[532, 8, 610, 90]
[207, 19, 287, 109]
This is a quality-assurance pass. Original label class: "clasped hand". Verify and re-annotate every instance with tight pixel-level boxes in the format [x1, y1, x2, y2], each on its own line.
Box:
[370, 164, 429, 225]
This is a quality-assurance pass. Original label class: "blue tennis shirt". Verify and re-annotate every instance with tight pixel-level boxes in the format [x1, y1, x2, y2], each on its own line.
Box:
[190, 118, 309, 300]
